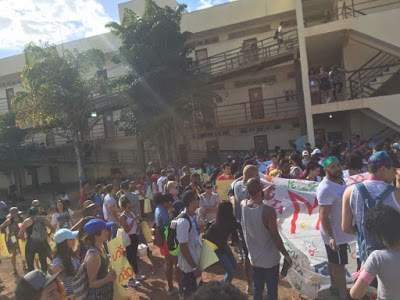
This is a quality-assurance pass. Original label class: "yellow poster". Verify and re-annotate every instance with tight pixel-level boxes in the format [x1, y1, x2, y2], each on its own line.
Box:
[216, 179, 234, 201]
[19, 239, 26, 261]
[113, 279, 130, 300]
[108, 235, 134, 285]
[140, 221, 152, 243]
[0, 234, 11, 259]
[144, 198, 152, 214]
[199, 239, 219, 271]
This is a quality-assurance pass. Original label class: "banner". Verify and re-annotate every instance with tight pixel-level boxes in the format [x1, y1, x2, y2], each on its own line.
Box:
[257, 174, 366, 298]
[108, 235, 134, 285]
[216, 179, 234, 201]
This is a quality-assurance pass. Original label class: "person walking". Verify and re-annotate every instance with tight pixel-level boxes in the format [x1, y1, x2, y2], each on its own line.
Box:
[51, 199, 74, 231]
[317, 156, 355, 299]
[240, 178, 292, 300]
[120, 197, 145, 287]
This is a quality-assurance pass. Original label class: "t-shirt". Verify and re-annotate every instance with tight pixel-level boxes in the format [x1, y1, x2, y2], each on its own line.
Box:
[103, 194, 118, 223]
[217, 174, 234, 180]
[267, 165, 278, 176]
[52, 256, 80, 296]
[362, 248, 400, 300]
[155, 205, 170, 229]
[316, 178, 355, 245]
[118, 192, 139, 215]
[157, 176, 167, 193]
[233, 181, 248, 222]
[256, 160, 269, 174]
[176, 212, 201, 273]
[51, 209, 74, 230]
[93, 193, 104, 217]
[0, 201, 7, 219]
[199, 193, 219, 221]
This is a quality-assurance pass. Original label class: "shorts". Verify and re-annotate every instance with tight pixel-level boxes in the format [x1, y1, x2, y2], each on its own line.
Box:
[324, 243, 348, 265]
[180, 271, 198, 296]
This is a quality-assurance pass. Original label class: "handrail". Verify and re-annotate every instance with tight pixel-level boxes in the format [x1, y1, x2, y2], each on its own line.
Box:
[347, 51, 383, 81]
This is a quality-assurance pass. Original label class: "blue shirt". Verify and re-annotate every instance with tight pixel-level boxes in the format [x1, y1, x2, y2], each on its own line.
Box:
[94, 193, 104, 217]
[155, 205, 170, 229]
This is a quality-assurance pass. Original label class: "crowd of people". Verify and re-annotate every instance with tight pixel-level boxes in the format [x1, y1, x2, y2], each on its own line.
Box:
[0, 134, 398, 299]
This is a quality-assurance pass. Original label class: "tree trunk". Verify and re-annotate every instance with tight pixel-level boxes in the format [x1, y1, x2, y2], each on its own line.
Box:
[11, 169, 21, 200]
[72, 130, 85, 188]
[163, 128, 169, 165]
[136, 136, 146, 172]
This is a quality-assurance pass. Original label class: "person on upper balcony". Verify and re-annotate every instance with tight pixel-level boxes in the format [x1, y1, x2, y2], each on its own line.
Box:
[329, 65, 346, 101]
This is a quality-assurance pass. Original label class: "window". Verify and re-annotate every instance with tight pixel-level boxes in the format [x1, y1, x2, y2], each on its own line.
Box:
[6, 88, 14, 110]
[257, 127, 264, 132]
[103, 113, 115, 138]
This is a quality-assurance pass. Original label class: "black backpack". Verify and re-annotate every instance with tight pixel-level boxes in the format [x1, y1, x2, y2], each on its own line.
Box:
[165, 212, 192, 256]
[273, 29, 279, 39]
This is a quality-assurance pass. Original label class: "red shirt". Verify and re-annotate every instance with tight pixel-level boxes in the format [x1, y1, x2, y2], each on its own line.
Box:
[266, 164, 277, 175]
[217, 174, 234, 180]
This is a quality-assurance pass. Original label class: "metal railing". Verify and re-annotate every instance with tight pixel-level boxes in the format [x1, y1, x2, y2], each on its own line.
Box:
[215, 94, 299, 125]
[191, 29, 298, 76]
[304, 0, 400, 27]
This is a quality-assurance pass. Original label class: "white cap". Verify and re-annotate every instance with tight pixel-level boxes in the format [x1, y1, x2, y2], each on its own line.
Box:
[148, 161, 152, 165]
[311, 148, 321, 155]
[302, 150, 309, 156]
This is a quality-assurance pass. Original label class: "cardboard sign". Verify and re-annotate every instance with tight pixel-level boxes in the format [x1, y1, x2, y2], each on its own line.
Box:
[108, 235, 134, 285]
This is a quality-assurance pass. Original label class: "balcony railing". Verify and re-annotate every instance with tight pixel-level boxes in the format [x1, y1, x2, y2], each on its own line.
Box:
[215, 94, 299, 125]
[191, 29, 298, 76]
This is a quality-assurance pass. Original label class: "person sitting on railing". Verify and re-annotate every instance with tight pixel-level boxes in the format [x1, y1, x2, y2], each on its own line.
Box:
[329, 65, 346, 101]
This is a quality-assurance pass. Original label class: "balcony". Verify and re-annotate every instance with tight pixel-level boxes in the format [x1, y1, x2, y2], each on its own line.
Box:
[215, 94, 299, 127]
[191, 30, 299, 78]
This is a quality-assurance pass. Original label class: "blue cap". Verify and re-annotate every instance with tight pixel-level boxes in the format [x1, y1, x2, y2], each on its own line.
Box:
[53, 229, 79, 244]
[84, 219, 113, 235]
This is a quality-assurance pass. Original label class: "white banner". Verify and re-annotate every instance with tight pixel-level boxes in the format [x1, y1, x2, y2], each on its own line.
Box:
[257, 173, 368, 298]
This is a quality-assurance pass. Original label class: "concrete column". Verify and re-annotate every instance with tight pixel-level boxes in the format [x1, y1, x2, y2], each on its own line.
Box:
[295, 0, 315, 146]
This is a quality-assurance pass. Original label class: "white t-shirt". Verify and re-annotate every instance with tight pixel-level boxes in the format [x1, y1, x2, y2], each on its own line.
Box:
[103, 194, 118, 223]
[316, 178, 356, 245]
[157, 176, 167, 193]
[51, 209, 74, 229]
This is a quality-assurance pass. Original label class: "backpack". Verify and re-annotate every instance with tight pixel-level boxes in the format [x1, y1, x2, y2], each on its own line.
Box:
[30, 216, 48, 241]
[355, 182, 398, 261]
[72, 248, 99, 300]
[164, 212, 192, 256]
[273, 29, 279, 39]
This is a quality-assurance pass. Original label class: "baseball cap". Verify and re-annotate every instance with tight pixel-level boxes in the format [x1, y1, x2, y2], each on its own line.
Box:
[311, 148, 321, 155]
[151, 174, 158, 179]
[7, 207, 22, 218]
[84, 219, 113, 235]
[15, 269, 62, 300]
[302, 150, 309, 156]
[54, 229, 79, 244]
[369, 151, 400, 168]
[83, 200, 96, 209]
[393, 143, 400, 150]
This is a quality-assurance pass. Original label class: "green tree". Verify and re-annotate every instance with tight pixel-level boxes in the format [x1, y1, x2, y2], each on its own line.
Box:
[0, 112, 36, 198]
[106, 0, 220, 168]
[13, 42, 105, 187]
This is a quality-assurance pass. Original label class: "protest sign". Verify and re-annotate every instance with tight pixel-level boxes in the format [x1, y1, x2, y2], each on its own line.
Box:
[140, 221, 153, 243]
[258, 175, 363, 298]
[144, 198, 152, 214]
[199, 240, 219, 271]
[0, 234, 11, 259]
[108, 235, 134, 285]
[216, 179, 233, 201]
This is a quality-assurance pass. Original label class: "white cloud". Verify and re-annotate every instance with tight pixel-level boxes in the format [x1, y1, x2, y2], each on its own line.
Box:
[196, 0, 233, 10]
[0, 0, 113, 52]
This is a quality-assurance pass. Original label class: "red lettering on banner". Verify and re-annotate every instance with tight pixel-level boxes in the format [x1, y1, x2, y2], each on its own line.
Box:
[119, 266, 134, 282]
[316, 214, 321, 230]
[112, 245, 124, 262]
[288, 191, 318, 234]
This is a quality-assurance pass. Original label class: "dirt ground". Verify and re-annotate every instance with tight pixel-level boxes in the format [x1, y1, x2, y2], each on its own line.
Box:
[0, 205, 337, 300]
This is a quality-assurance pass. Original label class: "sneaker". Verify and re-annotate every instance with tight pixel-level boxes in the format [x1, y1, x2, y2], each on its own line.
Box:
[135, 274, 146, 281]
[167, 288, 179, 296]
[127, 279, 141, 287]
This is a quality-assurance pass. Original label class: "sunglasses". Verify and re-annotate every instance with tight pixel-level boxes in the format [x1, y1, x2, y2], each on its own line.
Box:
[205, 186, 213, 189]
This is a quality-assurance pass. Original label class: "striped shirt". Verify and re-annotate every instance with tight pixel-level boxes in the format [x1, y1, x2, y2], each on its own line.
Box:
[52, 256, 80, 296]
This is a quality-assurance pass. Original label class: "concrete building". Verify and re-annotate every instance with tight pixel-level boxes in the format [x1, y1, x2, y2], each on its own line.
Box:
[0, 0, 399, 188]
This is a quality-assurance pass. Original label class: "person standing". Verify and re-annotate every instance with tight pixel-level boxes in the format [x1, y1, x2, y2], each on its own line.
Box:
[93, 184, 104, 219]
[319, 67, 333, 103]
[199, 181, 219, 222]
[176, 191, 202, 299]
[51, 199, 74, 231]
[317, 156, 355, 300]
[241, 178, 292, 300]
[276, 21, 286, 53]
[217, 163, 234, 180]
[266, 153, 278, 176]
[103, 184, 120, 239]
[157, 170, 168, 193]
[19, 206, 55, 272]
[329, 65, 345, 101]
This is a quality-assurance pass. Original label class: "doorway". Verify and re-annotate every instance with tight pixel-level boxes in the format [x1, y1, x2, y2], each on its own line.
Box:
[254, 135, 268, 153]
[248, 87, 265, 120]
[206, 140, 219, 164]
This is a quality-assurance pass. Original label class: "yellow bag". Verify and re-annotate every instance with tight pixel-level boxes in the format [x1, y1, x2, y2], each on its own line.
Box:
[144, 198, 152, 214]
[140, 221, 152, 243]
[0, 234, 11, 259]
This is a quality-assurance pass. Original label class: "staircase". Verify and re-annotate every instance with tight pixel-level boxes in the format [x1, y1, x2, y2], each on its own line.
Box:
[361, 108, 400, 133]
[191, 29, 298, 77]
[347, 51, 400, 99]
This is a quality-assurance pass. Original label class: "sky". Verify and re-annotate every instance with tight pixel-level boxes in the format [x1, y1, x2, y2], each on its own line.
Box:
[0, 0, 231, 59]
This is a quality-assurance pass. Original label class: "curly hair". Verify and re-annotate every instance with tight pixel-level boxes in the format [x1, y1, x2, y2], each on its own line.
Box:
[363, 205, 400, 247]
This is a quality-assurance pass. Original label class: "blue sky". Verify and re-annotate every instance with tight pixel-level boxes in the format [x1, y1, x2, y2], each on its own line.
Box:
[0, 0, 231, 59]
